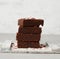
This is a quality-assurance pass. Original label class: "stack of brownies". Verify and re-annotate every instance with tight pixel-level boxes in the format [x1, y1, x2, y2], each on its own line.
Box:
[16, 18, 44, 48]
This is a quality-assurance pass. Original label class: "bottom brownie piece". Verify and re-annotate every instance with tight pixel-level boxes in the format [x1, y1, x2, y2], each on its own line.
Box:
[17, 41, 41, 48]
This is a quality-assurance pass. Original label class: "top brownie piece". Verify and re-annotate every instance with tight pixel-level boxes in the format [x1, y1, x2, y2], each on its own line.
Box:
[18, 18, 44, 27]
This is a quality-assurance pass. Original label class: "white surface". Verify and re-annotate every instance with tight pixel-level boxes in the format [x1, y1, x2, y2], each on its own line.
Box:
[0, 0, 60, 34]
[0, 34, 60, 59]
[0, 36, 60, 53]
[0, 53, 60, 59]
[1, 40, 12, 48]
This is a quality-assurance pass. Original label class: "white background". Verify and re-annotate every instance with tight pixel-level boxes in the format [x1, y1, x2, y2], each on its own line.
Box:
[0, 0, 60, 34]
[0, 0, 60, 59]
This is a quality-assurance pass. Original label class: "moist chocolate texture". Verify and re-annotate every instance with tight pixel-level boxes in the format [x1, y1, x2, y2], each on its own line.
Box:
[16, 18, 44, 48]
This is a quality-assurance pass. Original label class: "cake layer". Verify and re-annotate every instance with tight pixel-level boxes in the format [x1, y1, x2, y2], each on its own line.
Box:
[18, 18, 44, 27]
[16, 33, 41, 41]
[17, 41, 40, 48]
[18, 27, 42, 34]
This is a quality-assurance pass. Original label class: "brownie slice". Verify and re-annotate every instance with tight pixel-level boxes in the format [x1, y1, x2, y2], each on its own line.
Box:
[18, 18, 44, 27]
[16, 33, 41, 42]
[17, 41, 41, 48]
[18, 27, 42, 34]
